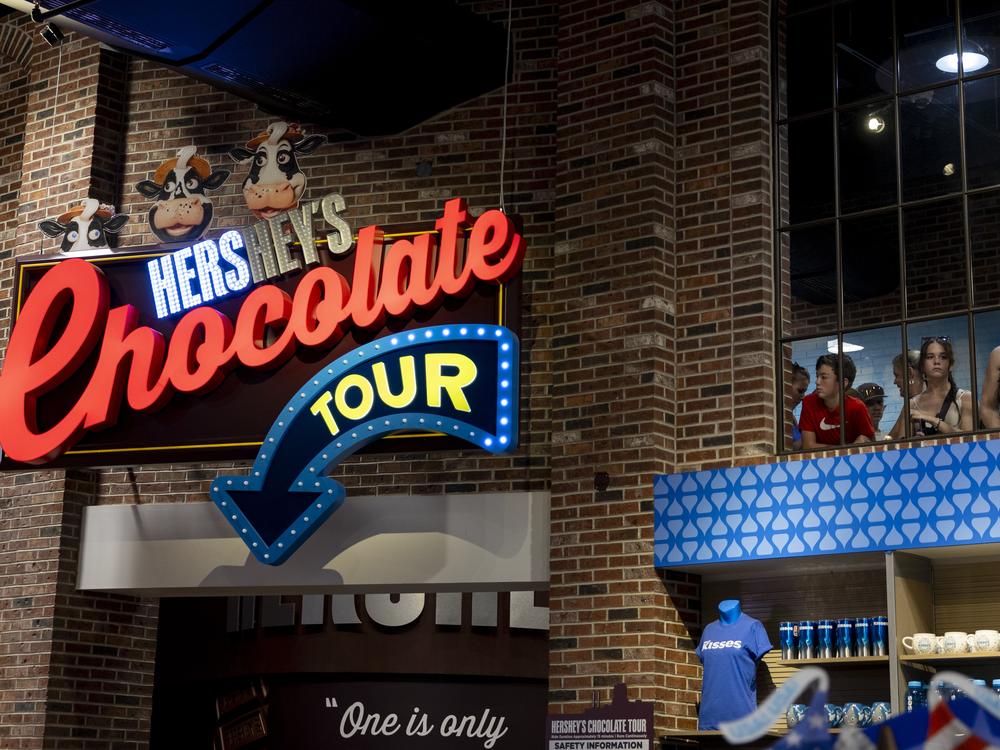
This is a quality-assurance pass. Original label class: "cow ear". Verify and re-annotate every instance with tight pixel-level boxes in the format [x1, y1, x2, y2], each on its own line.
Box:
[229, 146, 255, 163]
[103, 214, 129, 234]
[135, 180, 162, 198]
[294, 134, 327, 155]
[202, 170, 230, 190]
[38, 220, 67, 238]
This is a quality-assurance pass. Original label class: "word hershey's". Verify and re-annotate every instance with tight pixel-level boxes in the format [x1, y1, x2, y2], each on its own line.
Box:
[146, 192, 353, 318]
[0, 198, 525, 464]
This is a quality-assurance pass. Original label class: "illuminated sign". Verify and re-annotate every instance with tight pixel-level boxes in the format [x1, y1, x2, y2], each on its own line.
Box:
[0, 198, 525, 466]
[147, 231, 252, 318]
[212, 324, 519, 564]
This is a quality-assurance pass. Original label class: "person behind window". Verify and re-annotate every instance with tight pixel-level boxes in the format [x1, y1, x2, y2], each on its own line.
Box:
[888, 350, 921, 439]
[799, 353, 874, 448]
[979, 345, 1000, 429]
[856, 383, 887, 440]
[909, 336, 972, 435]
[790, 361, 810, 450]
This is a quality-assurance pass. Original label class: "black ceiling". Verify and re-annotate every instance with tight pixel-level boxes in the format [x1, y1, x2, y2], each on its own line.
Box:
[12, 0, 509, 135]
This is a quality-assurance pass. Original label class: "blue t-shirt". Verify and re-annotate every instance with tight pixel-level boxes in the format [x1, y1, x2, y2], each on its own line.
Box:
[696, 613, 772, 730]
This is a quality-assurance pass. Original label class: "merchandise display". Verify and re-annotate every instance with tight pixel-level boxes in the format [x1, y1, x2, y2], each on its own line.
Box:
[902, 629, 1000, 654]
[785, 701, 892, 728]
[779, 615, 888, 659]
[696, 600, 773, 730]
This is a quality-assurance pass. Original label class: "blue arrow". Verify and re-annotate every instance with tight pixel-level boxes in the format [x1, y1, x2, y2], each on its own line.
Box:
[211, 324, 519, 565]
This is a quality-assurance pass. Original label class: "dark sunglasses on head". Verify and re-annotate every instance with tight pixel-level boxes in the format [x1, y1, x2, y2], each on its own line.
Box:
[921, 335, 951, 344]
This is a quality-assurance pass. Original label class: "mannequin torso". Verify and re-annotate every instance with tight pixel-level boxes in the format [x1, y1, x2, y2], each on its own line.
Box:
[719, 599, 742, 624]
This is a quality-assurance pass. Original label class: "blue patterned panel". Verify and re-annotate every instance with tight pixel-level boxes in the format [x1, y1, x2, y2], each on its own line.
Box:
[653, 440, 1000, 568]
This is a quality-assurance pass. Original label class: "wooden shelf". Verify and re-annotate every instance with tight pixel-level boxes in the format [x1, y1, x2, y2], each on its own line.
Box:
[900, 652, 1000, 664]
[660, 728, 847, 743]
[779, 656, 890, 667]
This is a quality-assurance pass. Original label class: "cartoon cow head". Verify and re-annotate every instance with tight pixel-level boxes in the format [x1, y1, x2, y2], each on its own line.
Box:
[134, 145, 230, 243]
[228, 121, 327, 220]
[38, 198, 129, 255]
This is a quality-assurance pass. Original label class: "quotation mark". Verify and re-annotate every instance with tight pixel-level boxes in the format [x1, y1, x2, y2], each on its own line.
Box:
[325, 697, 338, 708]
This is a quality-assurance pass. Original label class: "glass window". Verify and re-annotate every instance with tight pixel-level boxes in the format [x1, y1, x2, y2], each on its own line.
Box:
[782, 115, 835, 225]
[974, 310, 1000, 429]
[904, 198, 966, 318]
[835, 0, 894, 105]
[838, 100, 897, 213]
[962, 0, 1000, 77]
[782, 224, 837, 339]
[964, 76, 1000, 189]
[969, 189, 1000, 308]
[785, 9, 833, 117]
[841, 211, 901, 328]
[900, 86, 961, 201]
[841, 326, 903, 443]
[906, 317, 974, 436]
[776, 0, 1000, 451]
[897, 0, 958, 92]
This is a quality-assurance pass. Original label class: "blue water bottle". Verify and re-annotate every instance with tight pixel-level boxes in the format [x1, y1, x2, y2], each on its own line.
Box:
[798, 620, 816, 659]
[779, 621, 796, 659]
[817, 619, 835, 659]
[872, 615, 888, 656]
[854, 617, 871, 657]
[836, 618, 854, 658]
[905, 681, 925, 713]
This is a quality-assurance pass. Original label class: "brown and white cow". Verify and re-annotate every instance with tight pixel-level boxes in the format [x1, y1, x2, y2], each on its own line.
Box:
[135, 145, 230, 243]
[228, 121, 327, 220]
[38, 198, 129, 255]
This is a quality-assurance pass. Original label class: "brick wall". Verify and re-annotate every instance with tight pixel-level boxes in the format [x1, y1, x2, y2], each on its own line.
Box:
[0, 0, 902, 742]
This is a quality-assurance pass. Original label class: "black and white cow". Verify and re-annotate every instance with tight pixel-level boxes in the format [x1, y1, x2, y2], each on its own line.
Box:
[228, 121, 326, 220]
[135, 145, 230, 243]
[38, 198, 129, 255]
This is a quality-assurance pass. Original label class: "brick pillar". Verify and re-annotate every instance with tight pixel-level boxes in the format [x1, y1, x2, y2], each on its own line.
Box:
[548, 0, 700, 731]
[674, 0, 774, 472]
[0, 31, 156, 749]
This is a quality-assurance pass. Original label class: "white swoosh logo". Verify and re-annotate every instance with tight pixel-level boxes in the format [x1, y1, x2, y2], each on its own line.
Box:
[819, 418, 838, 430]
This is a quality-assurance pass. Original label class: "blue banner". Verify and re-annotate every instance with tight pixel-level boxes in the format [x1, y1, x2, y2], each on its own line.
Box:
[213, 324, 519, 564]
[654, 440, 1000, 568]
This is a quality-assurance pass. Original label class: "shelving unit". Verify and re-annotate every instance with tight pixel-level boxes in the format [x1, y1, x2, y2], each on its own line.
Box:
[779, 656, 889, 667]
[680, 542, 1000, 739]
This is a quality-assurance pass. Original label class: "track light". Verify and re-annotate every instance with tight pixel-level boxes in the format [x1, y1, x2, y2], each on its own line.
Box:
[39, 22, 65, 47]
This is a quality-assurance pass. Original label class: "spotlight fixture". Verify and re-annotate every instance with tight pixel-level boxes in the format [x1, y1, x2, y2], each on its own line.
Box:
[39, 22, 65, 47]
[936, 40, 989, 73]
[865, 114, 886, 134]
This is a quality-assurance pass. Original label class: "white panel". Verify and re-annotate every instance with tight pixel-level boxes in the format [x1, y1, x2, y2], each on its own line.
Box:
[77, 492, 549, 596]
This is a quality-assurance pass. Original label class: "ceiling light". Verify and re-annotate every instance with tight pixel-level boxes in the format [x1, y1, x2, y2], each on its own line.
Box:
[943, 162, 956, 176]
[865, 114, 886, 133]
[936, 50, 989, 74]
[827, 340, 864, 354]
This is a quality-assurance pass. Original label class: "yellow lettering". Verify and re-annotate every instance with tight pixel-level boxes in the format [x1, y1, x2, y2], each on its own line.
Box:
[309, 391, 339, 436]
[334, 373, 374, 421]
[373, 356, 417, 408]
[425, 353, 477, 412]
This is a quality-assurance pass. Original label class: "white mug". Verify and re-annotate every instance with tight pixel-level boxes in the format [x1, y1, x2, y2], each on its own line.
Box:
[902, 633, 937, 655]
[936, 636, 946, 654]
[972, 630, 1000, 652]
[943, 632, 969, 653]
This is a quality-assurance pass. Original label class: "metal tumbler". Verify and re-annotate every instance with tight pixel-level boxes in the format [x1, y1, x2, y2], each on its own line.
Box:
[872, 616, 888, 656]
[798, 620, 816, 659]
[779, 621, 796, 659]
[836, 618, 854, 658]
[817, 619, 835, 659]
[854, 617, 871, 657]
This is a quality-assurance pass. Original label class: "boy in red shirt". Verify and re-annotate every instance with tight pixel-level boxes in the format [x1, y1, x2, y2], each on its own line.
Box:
[799, 353, 874, 448]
